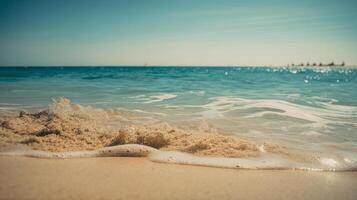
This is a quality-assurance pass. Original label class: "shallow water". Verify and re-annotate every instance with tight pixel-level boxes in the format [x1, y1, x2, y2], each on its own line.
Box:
[0, 66, 356, 170]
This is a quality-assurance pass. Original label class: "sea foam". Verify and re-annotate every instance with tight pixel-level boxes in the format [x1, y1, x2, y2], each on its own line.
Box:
[1, 97, 357, 171]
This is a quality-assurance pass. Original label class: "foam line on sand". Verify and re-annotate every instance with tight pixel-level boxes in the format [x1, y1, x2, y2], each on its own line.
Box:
[0, 144, 157, 158]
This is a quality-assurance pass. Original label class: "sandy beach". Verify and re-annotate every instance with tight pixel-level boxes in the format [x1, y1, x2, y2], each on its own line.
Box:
[0, 156, 356, 200]
[1, 0, 357, 199]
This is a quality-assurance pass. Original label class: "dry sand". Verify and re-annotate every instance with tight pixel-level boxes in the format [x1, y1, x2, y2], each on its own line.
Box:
[0, 156, 356, 200]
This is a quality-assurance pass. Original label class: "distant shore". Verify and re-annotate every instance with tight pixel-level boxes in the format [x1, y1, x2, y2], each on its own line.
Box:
[0, 156, 357, 200]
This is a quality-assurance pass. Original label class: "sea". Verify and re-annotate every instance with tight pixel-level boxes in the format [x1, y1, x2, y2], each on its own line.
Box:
[0, 66, 356, 170]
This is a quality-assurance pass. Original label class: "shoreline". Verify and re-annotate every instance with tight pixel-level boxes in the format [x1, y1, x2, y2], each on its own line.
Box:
[1, 156, 357, 200]
[1, 97, 356, 171]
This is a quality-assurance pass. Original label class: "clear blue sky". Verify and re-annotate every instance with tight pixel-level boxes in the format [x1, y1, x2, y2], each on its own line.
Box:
[1, 0, 356, 66]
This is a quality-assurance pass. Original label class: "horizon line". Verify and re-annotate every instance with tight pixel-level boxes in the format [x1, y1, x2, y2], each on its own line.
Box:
[1, 65, 356, 68]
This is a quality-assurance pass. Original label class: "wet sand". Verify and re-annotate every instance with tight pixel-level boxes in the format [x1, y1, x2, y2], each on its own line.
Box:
[0, 157, 356, 200]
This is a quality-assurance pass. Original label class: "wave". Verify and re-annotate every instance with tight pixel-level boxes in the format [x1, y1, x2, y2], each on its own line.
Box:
[0, 97, 265, 155]
[190, 96, 357, 128]
[1, 97, 357, 171]
[189, 90, 205, 96]
[145, 94, 177, 103]
[131, 93, 177, 103]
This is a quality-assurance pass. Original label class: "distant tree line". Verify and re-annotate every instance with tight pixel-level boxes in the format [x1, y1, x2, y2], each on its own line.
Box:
[289, 61, 345, 67]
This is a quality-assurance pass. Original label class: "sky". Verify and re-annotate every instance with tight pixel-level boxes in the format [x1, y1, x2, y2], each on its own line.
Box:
[0, 0, 357, 66]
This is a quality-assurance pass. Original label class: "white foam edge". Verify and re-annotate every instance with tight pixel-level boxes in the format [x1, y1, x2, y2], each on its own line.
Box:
[0, 144, 157, 158]
[1, 144, 356, 171]
[149, 151, 357, 171]
[148, 151, 297, 170]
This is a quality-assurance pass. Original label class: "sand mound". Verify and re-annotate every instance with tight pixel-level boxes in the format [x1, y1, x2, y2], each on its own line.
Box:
[0, 97, 282, 157]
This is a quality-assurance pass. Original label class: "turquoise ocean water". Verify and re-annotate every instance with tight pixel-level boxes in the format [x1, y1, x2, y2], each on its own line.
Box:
[1, 66, 356, 170]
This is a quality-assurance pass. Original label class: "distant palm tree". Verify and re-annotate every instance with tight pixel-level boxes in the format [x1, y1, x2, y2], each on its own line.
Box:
[312, 63, 316, 66]
[342, 61, 345, 66]
[307, 62, 310, 66]
[319, 62, 323, 66]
